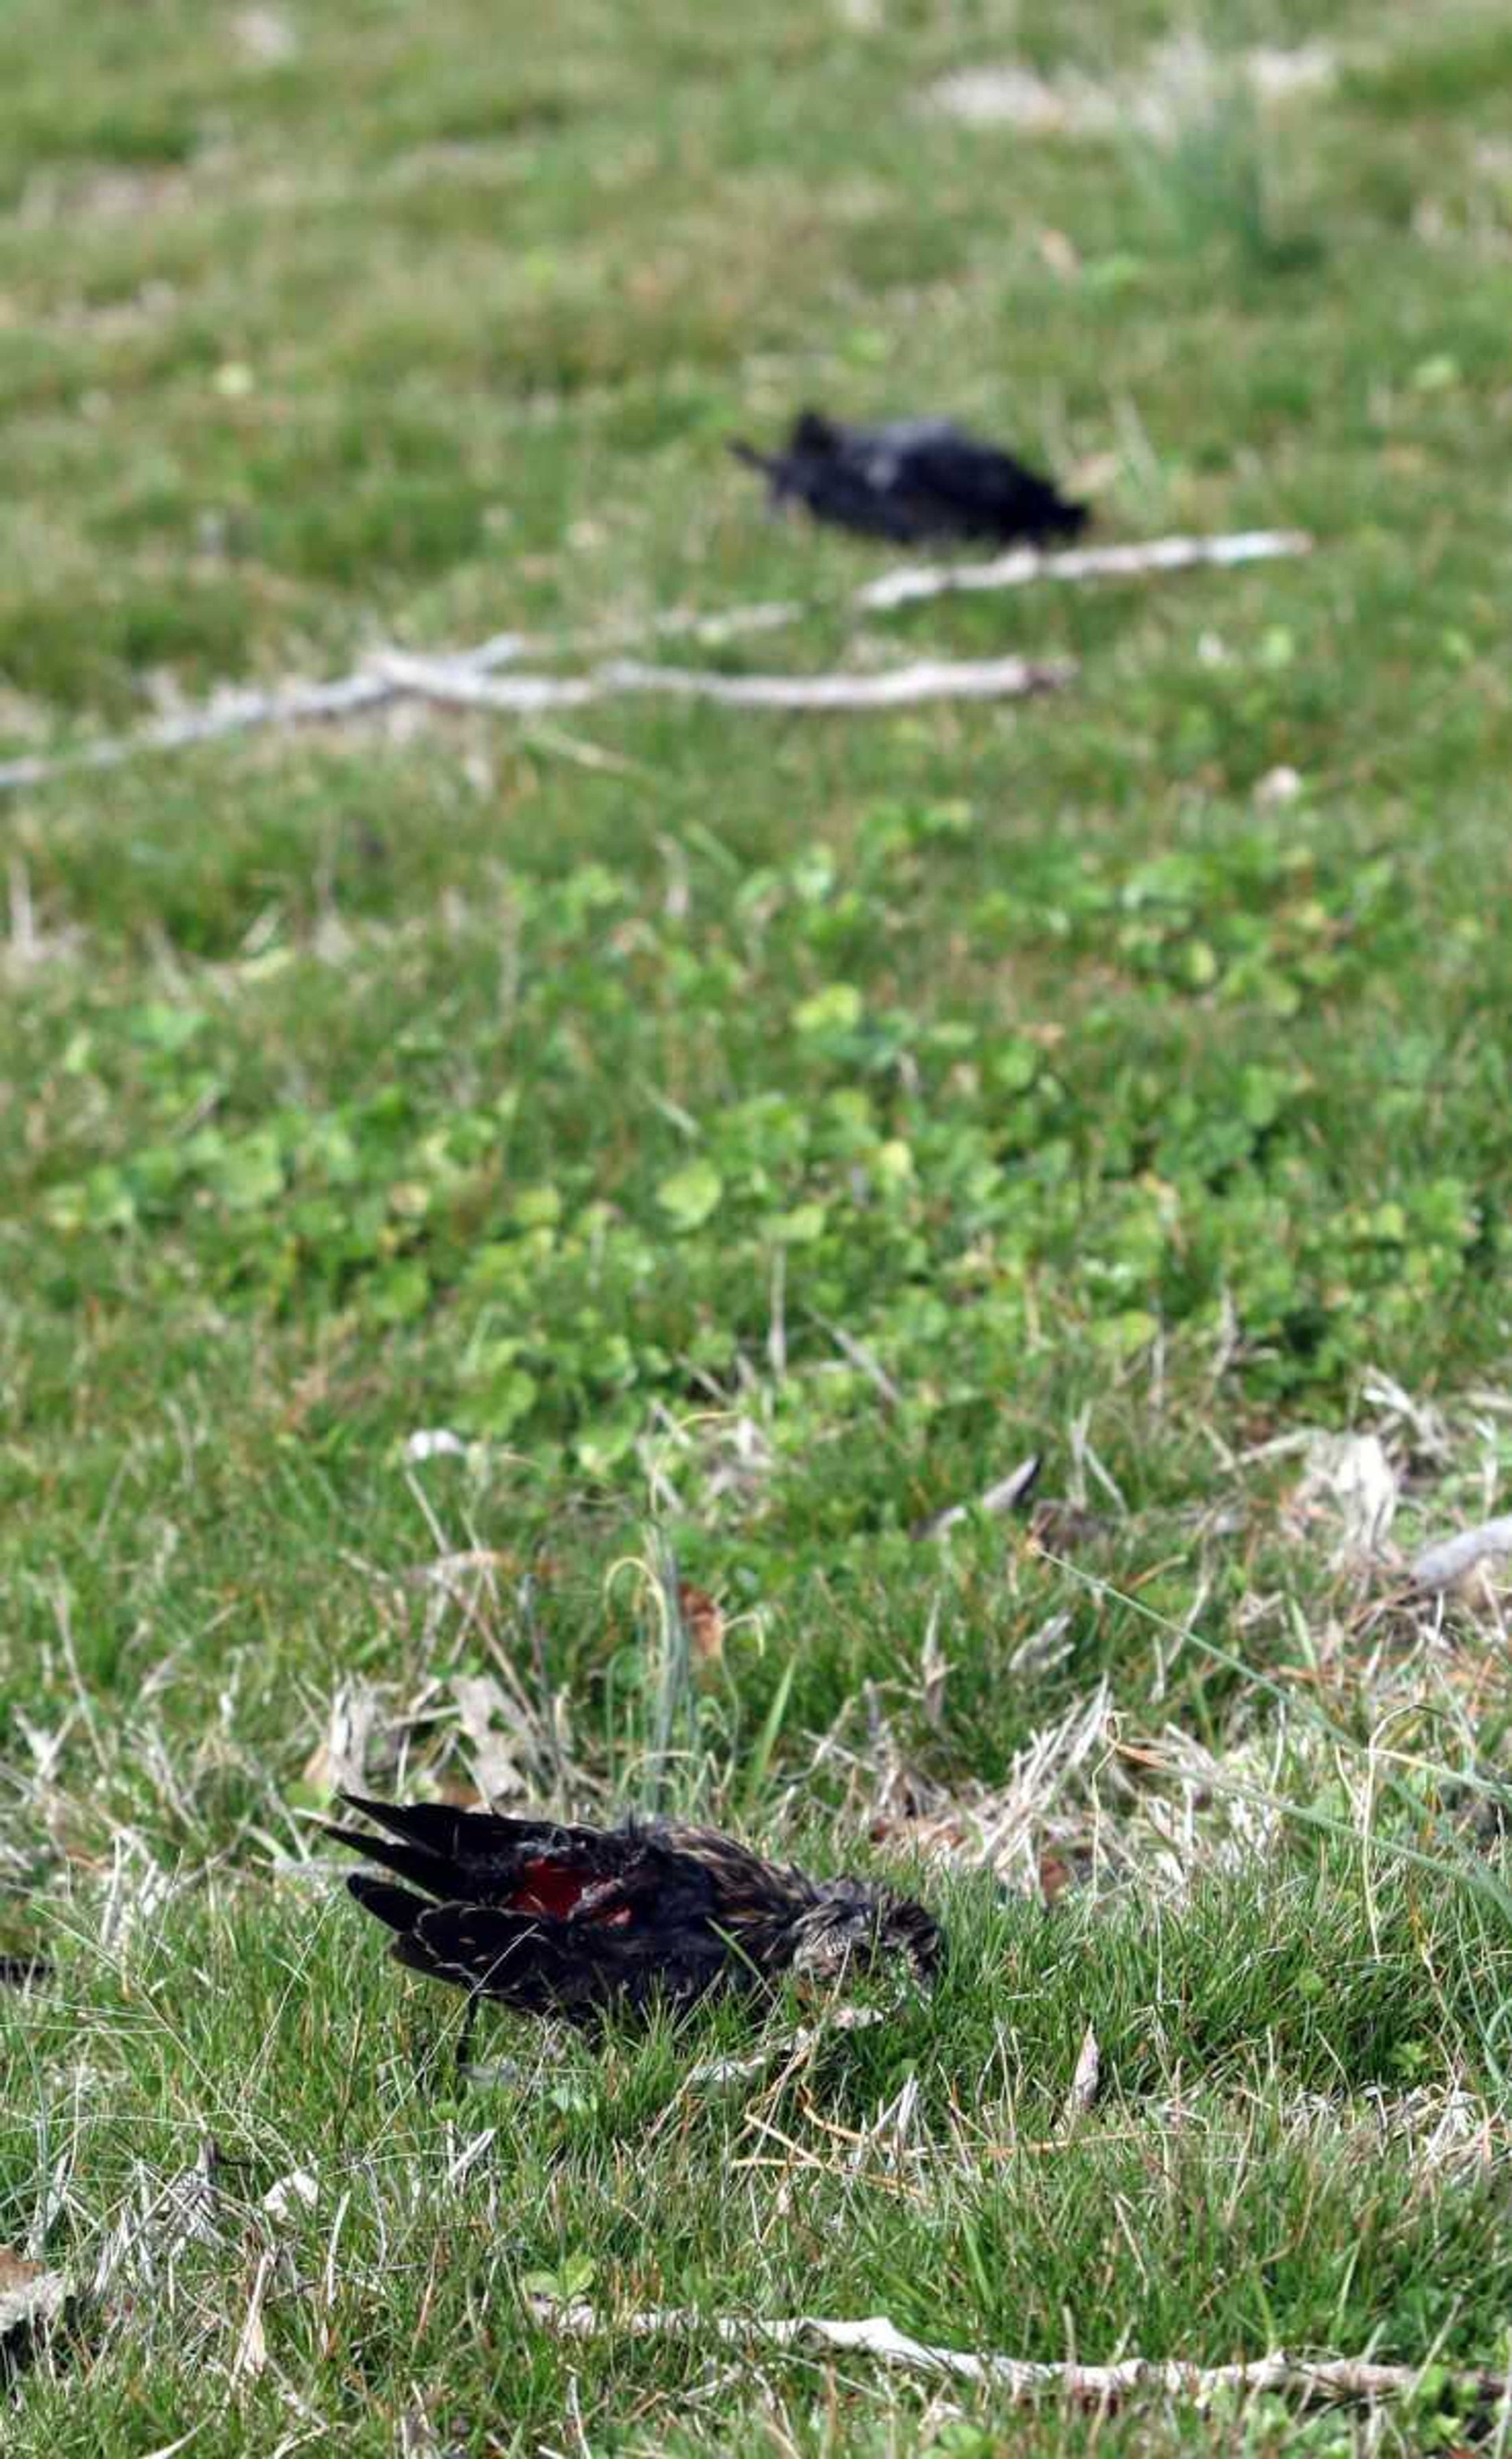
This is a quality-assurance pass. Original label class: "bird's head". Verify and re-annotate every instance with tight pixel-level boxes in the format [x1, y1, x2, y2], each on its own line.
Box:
[790, 409, 841, 458]
[789, 1881, 942, 1990]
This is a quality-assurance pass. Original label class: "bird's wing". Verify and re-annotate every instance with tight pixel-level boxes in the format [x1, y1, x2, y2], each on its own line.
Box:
[325, 1794, 615, 1905]
[346, 1871, 730, 2016]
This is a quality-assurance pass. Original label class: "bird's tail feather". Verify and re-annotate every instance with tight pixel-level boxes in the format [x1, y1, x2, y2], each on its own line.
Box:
[346, 1873, 430, 1933]
[326, 1792, 574, 1898]
[326, 1821, 458, 1896]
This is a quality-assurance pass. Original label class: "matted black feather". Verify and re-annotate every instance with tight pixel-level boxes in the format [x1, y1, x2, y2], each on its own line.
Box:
[326, 1795, 941, 2025]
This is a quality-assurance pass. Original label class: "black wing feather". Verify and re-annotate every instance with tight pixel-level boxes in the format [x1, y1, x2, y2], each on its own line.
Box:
[346, 1874, 432, 1934]
[325, 1823, 460, 1897]
[325, 1793, 606, 1901]
[336, 1792, 582, 1861]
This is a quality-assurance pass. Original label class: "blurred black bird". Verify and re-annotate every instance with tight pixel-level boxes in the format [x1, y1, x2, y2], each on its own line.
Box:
[0, 1956, 50, 1988]
[327, 1795, 941, 2025]
[730, 409, 1088, 547]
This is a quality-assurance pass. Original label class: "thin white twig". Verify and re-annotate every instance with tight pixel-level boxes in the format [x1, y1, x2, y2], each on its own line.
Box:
[558, 526, 1311, 646]
[0, 529, 1310, 793]
[0, 667, 498, 794]
[373, 649, 1071, 713]
[852, 526, 1311, 613]
[528, 2299, 1503, 2405]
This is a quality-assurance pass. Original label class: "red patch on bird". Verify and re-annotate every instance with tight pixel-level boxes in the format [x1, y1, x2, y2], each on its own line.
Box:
[508, 1859, 592, 1919]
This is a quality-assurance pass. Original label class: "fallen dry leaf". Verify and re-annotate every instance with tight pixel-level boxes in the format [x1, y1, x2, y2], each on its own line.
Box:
[302, 1677, 384, 1799]
[1291, 1430, 1398, 1558]
[229, 2249, 274, 2387]
[262, 2168, 318, 2225]
[1062, 2024, 1101, 2125]
[406, 1548, 517, 1590]
[1036, 226, 1080, 278]
[453, 1673, 531, 1803]
[678, 1582, 725, 1664]
[0, 2246, 67, 2338]
[402, 1427, 469, 1463]
[1254, 762, 1303, 808]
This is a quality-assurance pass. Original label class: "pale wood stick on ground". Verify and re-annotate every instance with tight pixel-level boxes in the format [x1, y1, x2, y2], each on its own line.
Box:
[529, 2298, 1505, 2408]
[0, 528, 1310, 795]
[373, 649, 1071, 714]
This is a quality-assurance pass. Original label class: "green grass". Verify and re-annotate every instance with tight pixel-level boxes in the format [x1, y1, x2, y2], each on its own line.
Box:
[5, 0, 1512, 2448]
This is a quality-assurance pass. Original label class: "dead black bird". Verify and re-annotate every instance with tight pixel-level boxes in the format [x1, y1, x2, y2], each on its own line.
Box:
[730, 409, 1088, 548]
[0, 1956, 51, 1988]
[327, 1795, 941, 2025]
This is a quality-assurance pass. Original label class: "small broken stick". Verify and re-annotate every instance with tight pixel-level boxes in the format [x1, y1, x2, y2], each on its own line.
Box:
[1412, 1516, 1512, 1598]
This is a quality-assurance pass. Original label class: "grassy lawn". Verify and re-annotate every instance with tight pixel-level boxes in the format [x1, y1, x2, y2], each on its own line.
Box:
[4, 0, 1512, 2448]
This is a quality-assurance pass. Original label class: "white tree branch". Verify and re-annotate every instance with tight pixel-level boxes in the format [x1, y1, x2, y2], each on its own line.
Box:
[1412, 1516, 1512, 1593]
[0, 528, 1310, 794]
[372, 649, 1071, 714]
[528, 2297, 1501, 2407]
